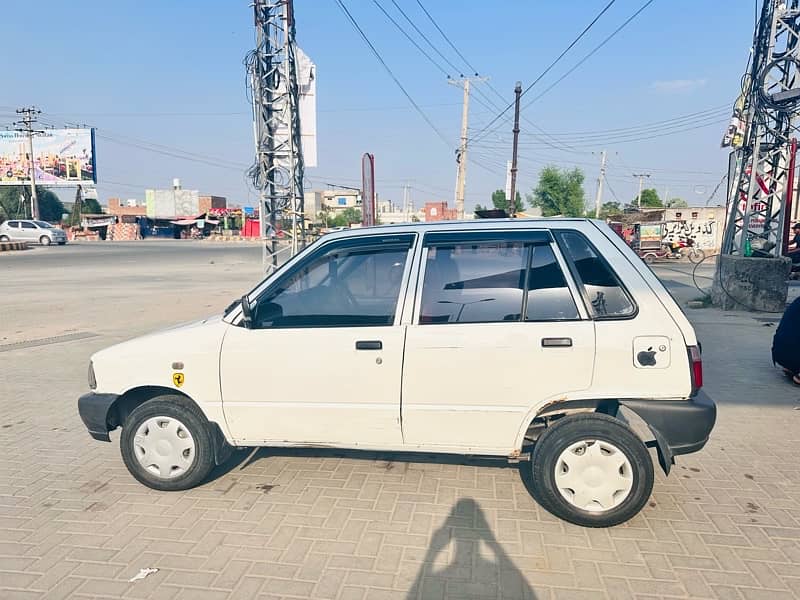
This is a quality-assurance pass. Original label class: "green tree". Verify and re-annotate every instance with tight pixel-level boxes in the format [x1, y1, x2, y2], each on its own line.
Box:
[327, 207, 362, 227]
[68, 195, 103, 226]
[474, 203, 485, 212]
[666, 197, 688, 208]
[490, 189, 524, 214]
[636, 188, 662, 208]
[528, 166, 586, 217]
[600, 201, 622, 219]
[0, 186, 65, 222]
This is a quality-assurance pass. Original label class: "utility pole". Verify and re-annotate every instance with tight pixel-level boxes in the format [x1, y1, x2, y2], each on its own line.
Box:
[403, 182, 411, 221]
[14, 107, 42, 219]
[449, 76, 486, 220]
[249, 0, 304, 271]
[594, 150, 607, 218]
[508, 82, 522, 218]
[633, 173, 651, 208]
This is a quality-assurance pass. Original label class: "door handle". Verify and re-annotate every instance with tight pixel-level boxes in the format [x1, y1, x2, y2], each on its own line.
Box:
[541, 337, 572, 348]
[356, 340, 382, 350]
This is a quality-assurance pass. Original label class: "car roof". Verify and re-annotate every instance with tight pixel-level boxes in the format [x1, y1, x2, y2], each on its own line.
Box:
[321, 218, 599, 241]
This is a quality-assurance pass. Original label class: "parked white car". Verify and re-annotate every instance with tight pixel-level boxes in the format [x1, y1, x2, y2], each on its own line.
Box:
[78, 219, 715, 527]
[0, 219, 67, 245]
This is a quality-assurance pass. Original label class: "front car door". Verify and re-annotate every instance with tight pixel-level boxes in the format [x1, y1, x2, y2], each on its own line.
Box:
[400, 229, 596, 454]
[219, 233, 416, 447]
[19, 221, 37, 241]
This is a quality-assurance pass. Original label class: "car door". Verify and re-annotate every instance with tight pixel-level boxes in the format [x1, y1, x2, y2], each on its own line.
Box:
[400, 230, 596, 453]
[219, 233, 416, 446]
[19, 221, 37, 241]
[4, 221, 20, 241]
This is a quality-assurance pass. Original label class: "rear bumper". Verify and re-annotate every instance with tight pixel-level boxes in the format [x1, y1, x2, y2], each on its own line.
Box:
[621, 391, 716, 474]
[78, 392, 119, 442]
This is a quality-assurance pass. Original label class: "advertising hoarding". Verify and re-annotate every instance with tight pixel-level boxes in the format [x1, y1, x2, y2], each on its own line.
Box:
[0, 128, 97, 186]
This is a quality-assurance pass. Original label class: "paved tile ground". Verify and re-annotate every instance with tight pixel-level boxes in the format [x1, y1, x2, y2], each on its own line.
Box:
[1, 244, 799, 599]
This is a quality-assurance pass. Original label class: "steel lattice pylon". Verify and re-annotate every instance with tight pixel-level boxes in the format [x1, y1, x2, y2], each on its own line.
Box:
[248, 0, 305, 270]
[722, 0, 800, 257]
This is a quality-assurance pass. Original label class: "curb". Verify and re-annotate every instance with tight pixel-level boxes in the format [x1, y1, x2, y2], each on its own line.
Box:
[0, 242, 30, 252]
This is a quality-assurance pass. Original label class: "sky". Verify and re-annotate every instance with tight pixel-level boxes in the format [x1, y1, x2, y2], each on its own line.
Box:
[0, 0, 757, 213]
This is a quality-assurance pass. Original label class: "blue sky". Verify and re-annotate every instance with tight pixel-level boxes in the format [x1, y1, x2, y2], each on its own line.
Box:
[1, 0, 756, 212]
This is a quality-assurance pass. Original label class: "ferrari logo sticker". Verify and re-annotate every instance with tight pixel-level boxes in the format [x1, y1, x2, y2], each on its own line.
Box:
[172, 372, 185, 388]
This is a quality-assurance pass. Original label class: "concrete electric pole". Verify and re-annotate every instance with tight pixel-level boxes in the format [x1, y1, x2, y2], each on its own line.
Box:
[14, 107, 42, 220]
[633, 173, 651, 208]
[450, 76, 486, 220]
[594, 150, 607, 218]
[508, 82, 522, 218]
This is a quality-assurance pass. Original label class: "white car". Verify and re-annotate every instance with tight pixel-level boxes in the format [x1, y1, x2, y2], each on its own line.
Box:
[0, 219, 67, 245]
[78, 219, 715, 527]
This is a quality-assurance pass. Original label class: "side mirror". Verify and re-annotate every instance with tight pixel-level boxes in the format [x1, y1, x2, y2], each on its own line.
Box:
[240, 294, 254, 329]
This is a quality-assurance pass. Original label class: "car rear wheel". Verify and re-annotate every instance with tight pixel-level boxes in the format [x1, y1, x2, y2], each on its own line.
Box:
[530, 413, 654, 527]
[39, 235, 51, 246]
[0, 235, 9, 242]
[120, 396, 215, 491]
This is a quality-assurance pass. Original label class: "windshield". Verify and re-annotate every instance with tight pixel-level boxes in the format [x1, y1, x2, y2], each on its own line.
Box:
[33, 221, 54, 228]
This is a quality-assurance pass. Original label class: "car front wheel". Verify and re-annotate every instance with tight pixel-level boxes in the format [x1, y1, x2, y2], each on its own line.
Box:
[530, 413, 654, 527]
[39, 235, 51, 246]
[120, 396, 216, 491]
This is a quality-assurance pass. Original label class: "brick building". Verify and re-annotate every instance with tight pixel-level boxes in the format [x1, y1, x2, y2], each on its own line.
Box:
[423, 201, 457, 222]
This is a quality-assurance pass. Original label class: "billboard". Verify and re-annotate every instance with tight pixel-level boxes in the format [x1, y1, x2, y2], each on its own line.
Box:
[0, 128, 96, 186]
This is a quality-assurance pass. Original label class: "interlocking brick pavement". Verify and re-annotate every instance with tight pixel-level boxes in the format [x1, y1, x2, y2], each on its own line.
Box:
[1, 245, 799, 599]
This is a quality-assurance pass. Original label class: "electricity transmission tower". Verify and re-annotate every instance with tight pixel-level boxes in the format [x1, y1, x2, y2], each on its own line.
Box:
[721, 0, 800, 257]
[14, 107, 42, 219]
[247, 0, 305, 270]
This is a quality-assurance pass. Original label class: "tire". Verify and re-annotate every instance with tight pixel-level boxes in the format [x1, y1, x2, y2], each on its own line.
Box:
[39, 235, 51, 246]
[689, 248, 705, 264]
[530, 413, 654, 527]
[120, 396, 215, 491]
[0, 235, 9, 242]
[643, 254, 655, 264]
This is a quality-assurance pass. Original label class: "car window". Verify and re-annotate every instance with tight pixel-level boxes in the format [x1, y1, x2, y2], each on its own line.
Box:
[557, 231, 636, 318]
[33, 221, 53, 228]
[21, 222, 35, 229]
[7, 221, 19, 228]
[253, 244, 409, 328]
[420, 242, 526, 324]
[526, 245, 579, 321]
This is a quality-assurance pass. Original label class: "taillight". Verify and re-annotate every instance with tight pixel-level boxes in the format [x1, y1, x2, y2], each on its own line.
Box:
[688, 345, 702, 395]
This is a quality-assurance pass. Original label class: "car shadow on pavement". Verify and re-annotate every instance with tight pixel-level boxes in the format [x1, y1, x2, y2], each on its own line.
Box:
[406, 498, 536, 600]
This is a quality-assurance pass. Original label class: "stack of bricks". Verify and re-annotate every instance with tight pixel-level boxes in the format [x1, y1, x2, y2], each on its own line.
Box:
[108, 223, 140, 241]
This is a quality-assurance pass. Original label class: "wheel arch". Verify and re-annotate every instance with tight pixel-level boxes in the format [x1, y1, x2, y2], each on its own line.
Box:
[108, 386, 233, 465]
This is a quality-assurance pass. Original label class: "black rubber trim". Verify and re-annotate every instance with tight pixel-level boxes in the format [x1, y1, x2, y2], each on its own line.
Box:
[620, 391, 716, 474]
[78, 391, 119, 442]
[423, 229, 552, 246]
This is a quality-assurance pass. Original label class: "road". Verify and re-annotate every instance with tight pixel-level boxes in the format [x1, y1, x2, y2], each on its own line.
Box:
[1, 242, 799, 600]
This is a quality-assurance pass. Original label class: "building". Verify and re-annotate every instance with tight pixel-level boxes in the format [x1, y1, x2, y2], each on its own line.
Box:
[423, 201, 458, 222]
[321, 189, 361, 212]
[108, 198, 146, 217]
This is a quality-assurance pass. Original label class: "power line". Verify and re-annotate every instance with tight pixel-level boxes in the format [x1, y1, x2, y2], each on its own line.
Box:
[333, 0, 452, 147]
[414, 0, 480, 75]
[468, 0, 619, 145]
[371, 0, 450, 77]
[388, 0, 463, 75]
[522, 0, 656, 111]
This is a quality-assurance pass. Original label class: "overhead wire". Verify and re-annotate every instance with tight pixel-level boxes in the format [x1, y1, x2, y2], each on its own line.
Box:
[467, 0, 620, 145]
[333, 0, 452, 147]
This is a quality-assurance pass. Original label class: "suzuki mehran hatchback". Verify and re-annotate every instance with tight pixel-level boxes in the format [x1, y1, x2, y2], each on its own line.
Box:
[79, 219, 715, 527]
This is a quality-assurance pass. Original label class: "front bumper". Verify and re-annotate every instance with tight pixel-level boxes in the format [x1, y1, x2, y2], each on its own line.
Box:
[78, 391, 119, 441]
[621, 390, 716, 474]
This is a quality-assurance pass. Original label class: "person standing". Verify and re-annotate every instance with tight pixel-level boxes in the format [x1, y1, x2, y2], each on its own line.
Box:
[773, 295, 800, 384]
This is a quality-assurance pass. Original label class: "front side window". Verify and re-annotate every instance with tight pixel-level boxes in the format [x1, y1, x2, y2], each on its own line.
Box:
[557, 231, 636, 318]
[253, 242, 410, 328]
[21, 222, 35, 229]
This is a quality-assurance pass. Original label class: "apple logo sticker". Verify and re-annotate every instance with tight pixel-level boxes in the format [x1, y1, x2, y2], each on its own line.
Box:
[637, 346, 657, 367]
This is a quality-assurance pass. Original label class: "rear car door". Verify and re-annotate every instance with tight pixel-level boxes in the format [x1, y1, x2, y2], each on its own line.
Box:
[19, 221, 37, 241]
[400, 230, 596, 452]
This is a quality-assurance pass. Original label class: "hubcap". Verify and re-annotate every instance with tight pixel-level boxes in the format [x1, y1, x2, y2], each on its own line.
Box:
[554, 439, 633, 512]
[133, 416, 195, 479]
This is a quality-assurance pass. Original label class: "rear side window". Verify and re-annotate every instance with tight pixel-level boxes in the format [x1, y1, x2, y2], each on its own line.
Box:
[557, 231, 636, 318]
[419, 239, 579, 324]
[7, 221, 19, 228]
[21, 222, 35, 229]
